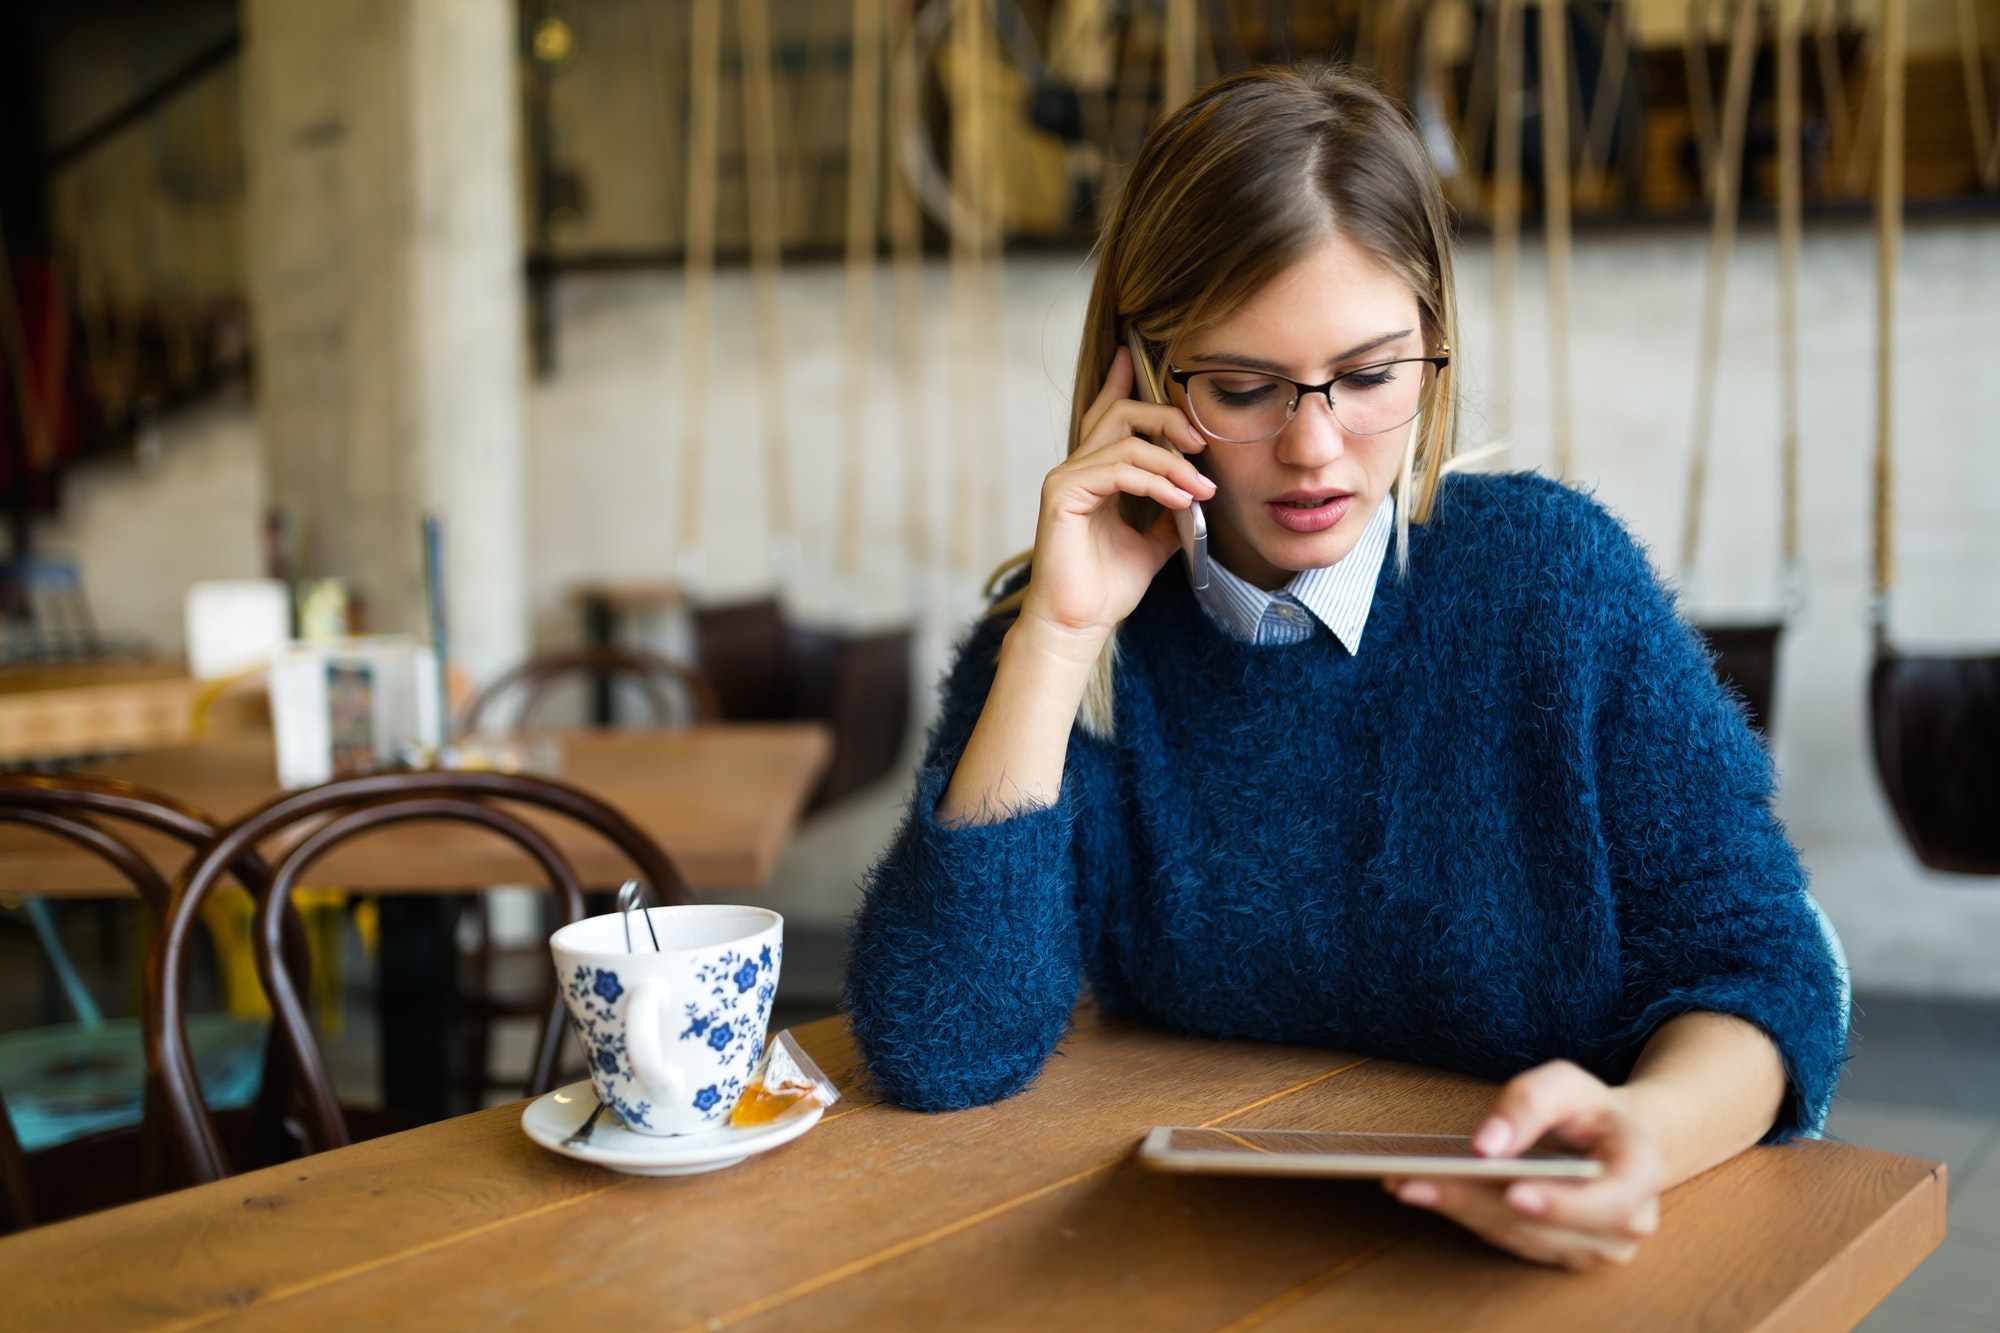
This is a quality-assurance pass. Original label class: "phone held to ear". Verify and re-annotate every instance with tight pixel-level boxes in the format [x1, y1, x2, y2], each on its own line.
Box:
[1121, 326, 1209, 591]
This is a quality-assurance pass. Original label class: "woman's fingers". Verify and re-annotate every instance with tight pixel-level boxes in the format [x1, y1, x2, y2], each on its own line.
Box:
[1078, 347, 1135, 443]
[1398, 1171, 1657, 1242]
[1077, 399, 1209, 459]
[1500, 1144, 1664, 1237]
[1384, 1178, 1646, 1270]
[1473, 1217, 1643, 1272]
[1472, 1061, 1605, 1158]
[1052, 460, 1201, 515]
[1382, 1060, 1669, 1269]
[1053, 437, 1214, 500]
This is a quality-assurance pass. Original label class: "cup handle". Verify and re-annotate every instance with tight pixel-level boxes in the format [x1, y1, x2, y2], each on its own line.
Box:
[623, 979, 687, 1109]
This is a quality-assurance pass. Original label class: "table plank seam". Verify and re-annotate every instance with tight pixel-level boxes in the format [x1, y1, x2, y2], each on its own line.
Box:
[1213, 1231, 1418, 1333]
[686, 1157, 1127, 1331]
[688, 1055, 1378, 1331]
[147, 1176, 642, 1333]
[1203, 1057, 1374, 1128]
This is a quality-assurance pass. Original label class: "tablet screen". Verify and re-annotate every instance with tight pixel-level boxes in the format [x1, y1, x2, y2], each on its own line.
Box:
[1138, 1127, 1605, 1180]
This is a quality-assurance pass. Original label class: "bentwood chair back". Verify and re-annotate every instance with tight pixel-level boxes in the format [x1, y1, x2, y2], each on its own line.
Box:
[161, 770, 693, 1181]
[0, 775, 283, 1227]
[459, 646, 721, 733]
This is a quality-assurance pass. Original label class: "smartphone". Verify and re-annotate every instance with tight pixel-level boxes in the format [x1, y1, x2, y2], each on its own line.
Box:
[1137, 1127, 1605, 1182]
[1121, 327, 1209, 591]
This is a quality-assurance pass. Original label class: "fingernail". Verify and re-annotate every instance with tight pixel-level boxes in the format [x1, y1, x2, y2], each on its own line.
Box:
[1507, 1183, 1547, 1216]
[1474, 1117, 1513, 1156]
[1398, 1181, 1441, 1207]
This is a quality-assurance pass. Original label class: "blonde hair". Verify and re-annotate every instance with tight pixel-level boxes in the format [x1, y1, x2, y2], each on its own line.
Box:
[989, 64, 1460, 737]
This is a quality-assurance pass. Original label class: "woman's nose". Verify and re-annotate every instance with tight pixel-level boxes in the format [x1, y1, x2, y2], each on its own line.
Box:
[1273, 391, 1346, 468]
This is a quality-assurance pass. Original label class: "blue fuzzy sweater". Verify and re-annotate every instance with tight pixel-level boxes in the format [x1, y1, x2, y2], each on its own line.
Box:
[845, 473, 1845, 1137]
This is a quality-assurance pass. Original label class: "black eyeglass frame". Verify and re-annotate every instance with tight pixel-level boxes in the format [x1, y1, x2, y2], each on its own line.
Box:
[1165, 355, 1452, 443]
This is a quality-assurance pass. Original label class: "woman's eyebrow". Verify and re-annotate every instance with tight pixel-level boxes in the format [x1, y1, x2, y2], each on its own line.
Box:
[1184, 329, 1416, 373]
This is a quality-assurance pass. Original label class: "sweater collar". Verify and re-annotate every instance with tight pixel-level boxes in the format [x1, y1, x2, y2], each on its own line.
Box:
[1191, 492, 1395, 654]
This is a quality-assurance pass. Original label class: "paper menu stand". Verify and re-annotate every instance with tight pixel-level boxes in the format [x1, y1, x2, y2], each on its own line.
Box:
[270, 637, 443, 788]
[184, 580, 292, 681]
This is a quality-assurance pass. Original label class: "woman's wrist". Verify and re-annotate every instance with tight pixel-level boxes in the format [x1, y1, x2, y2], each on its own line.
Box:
[1611, 1013, 1787, 1189]
[935, 618, 1103, 825]
[1006, 609, 1114, 671]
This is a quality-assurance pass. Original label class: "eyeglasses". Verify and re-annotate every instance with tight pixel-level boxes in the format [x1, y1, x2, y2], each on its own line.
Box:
[1166, 356, 1449, 444]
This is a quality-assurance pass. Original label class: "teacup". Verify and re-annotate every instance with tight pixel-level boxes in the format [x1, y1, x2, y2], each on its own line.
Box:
[551, 904, 783, 1136]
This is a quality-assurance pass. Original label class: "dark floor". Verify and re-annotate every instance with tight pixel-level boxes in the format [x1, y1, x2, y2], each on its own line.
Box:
[3, 905, 1995, 1323]
[1838, 995, 2000, 1116]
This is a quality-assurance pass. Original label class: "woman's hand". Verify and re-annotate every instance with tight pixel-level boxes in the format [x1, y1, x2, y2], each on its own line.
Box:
[1017, 347, 1216, 659]
[1383, 1061, 1669, 1271]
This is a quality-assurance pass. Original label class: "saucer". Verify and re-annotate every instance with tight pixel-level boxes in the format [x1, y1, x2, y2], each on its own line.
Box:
[521, 1080, 824, 1176]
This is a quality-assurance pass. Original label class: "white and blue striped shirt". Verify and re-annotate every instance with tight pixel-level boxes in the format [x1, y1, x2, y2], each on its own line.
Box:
[1191, 494, 1395, 651]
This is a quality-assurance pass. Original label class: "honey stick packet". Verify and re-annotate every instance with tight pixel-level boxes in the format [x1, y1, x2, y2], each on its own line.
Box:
[730, 1029, 841, 1127]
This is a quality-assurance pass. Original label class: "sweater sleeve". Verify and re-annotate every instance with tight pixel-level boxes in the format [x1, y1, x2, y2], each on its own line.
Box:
[843, 603, 1086, 1110]
[1573, 501, 1847, 1139]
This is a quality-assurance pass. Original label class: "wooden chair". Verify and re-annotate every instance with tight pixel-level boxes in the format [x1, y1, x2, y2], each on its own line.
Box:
[459, 646, 720, 733]
[692, 598, 912, 810]
[0, 775, 282, 1230]
[455, 647, 717, 1101]
[157, 770, 693, 1182]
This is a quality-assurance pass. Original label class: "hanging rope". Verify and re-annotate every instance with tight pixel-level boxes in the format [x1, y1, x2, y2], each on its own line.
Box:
[1844, 19, 1886, 197]
[1110, 2, 1160, 173]
[947, 0, 996, 577]
[1539, 0, 1575, 479]
[887, 0, 930, 584]
[1456, 3, 1501, 215]
[1814, 0, 1855, 194]
[677, 0, 722, 584]
[1491, 0, 1523, 449]
[1679, 0, 1760, 582]
[1955, 0, 2000, 190]
[1683, 0, 1721, 201]
[740, 0, 797, 579]
[1873, 0, 1905, 645]
[1777, 0, 1804, 601]
[1164, 0, 1199, 112]
[1576, 0, 1631, 197]
[838, 0, 886, 583]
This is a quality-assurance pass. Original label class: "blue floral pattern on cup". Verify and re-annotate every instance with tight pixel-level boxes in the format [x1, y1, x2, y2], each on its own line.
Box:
[564, 964, 654, 1129]
[558, 932, 782, 1134]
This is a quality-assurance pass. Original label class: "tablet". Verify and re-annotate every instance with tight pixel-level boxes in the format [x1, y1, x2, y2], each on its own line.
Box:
[1137, 1127, 1606, 1181]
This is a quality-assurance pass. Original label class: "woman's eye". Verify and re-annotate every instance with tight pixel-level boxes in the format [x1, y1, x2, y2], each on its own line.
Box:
[1340, 366, 1398, 391]
[1204, 376, 1281, 406]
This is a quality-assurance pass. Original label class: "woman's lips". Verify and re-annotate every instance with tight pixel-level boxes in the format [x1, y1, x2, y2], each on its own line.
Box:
[1265, 492, 1352, 534]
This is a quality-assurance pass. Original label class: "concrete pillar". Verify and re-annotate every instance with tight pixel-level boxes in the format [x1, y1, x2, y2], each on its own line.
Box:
[242, 0, 527, 684]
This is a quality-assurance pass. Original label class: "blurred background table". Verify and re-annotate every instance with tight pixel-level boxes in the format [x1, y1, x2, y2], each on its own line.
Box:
[0, 724, 831, 896]
[0, 1014, 1945, 1331]
[0, 724, 832, 1126]
[0, 664, 196, 765]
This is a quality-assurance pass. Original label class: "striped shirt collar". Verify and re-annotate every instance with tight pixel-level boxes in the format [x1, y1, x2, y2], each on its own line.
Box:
[1191, 493, 1396, 653]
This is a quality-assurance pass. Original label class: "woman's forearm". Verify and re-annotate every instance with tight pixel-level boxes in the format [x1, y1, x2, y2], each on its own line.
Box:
[1615, 1011, 1789, 1188]
[935, 619, 1103, 825]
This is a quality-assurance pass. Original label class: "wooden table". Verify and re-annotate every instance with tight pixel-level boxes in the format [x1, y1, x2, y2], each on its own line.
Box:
[0, 725, 832, 896]
[0, 662, 197, 764]
[0, 1014, 1944, 1331]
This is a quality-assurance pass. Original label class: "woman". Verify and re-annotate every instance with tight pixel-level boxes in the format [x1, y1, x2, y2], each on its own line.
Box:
[845, 64, 1846, 1271]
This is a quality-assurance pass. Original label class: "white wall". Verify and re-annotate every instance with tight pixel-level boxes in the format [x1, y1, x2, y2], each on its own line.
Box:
[35, 392, 266, 655]
[38, 220, 2000, 995]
